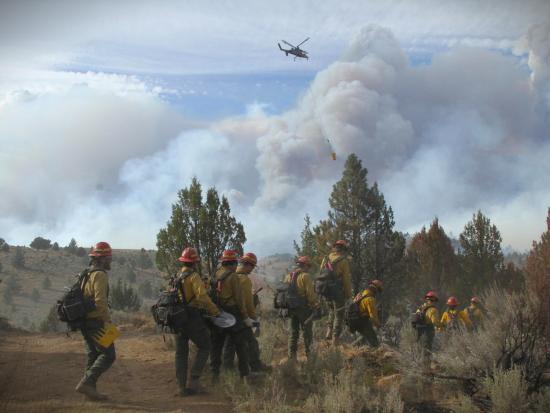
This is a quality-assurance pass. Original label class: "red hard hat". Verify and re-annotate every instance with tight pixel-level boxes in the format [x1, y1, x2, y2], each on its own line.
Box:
[470, 296, 480, 304]
[89, 242, 112, 257]
[370, 279, 384, 292]
[425, 291, 438, 301]
[220, 249, 239, 262]
[178, 247, 200, 263]
[296, 256, 312, 266]
[240, 252, 258, 266]
[447, 296, 458, 307]
[334, 239, 348, 248]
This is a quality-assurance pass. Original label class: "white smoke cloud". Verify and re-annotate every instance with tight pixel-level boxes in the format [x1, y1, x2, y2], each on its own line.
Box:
[1, 24, 549, 255]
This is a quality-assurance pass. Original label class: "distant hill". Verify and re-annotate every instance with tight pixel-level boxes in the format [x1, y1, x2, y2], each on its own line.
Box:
[0, 247, 164, 330]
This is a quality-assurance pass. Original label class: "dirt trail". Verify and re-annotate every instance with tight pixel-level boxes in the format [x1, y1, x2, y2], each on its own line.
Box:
[0, 330, 232, 413]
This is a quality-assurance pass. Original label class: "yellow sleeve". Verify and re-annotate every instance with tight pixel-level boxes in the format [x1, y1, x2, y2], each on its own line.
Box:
[365, 296, 380, 327]
[284, 273, 291, 283]
[440, 311, 448, 326]
[459, 310, 473, 329]
[300, 273, 319, 309]
[91, 271, 110, 322]
[427, 307, 441, 328]
[231, 274, 248, 319]
[240, 276, 256, 319]
[340, 259, 353, 299]
[190, 274, 220, 316]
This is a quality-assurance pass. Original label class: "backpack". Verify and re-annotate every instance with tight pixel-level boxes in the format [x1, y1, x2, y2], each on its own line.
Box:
[274, 271, 307, 310]
[209, 270, 234, 307]
[411, 303, 435, 329]
[345, 294, 369, 332]
[56, 269, 96, 331]
[446, 311, 460, 331]
[151, 271, 194, 333]
[315, 256, 345, 300]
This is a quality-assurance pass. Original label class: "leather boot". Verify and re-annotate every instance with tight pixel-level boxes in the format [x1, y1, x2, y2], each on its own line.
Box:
[75, 379, 108, 401]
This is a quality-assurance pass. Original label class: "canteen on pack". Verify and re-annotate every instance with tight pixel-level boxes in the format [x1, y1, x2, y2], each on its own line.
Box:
[204, 311, 236, 328]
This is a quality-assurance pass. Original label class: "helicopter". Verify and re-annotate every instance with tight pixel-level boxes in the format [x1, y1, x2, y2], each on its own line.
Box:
[278, 37, 310, 60]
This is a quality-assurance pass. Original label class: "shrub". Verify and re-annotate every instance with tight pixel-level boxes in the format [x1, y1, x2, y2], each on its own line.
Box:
[41, 276, 52, 290]
[30, 236, 52, 250]
[31, 288, 41, 301]
[483, 367, 528, 413]
[0, 238, 9, 252]
[12, 246, 25, 268]
[137, 280, 153, 299]
[39, 304, 64, 332]
[125, 266, 137, 283]
[111, 279, 142, 311]
[52, 242, 60, 251]
[434, 286, 550, 395]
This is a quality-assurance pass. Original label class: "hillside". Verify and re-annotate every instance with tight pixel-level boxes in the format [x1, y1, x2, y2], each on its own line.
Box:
[0, 247, 163, 330]
[0, 248, 291, 330]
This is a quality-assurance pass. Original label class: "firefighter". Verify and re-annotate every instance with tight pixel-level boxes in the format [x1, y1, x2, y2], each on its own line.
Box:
[352, 280, 383, 348]
[210, 250, 250, 379]
[175, 247, 220, 396]
[441, 296, 472, 331]
[466, 296, 484, 329]
[223, 252, 270, 372]
[320, 240, 352, 345]
[285, 256, 320, 360]
[75, 242, 116, 401]
[412, 291, 442, 360]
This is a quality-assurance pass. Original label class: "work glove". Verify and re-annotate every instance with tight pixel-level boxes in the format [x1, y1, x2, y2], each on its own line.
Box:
[244, 318, 254, 328]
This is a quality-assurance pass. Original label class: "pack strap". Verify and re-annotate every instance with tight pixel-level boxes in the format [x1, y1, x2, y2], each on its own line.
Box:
[176, 270, 196, 305]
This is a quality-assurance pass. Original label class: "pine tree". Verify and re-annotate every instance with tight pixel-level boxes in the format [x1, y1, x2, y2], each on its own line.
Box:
[325, 154, 372, 291]
[294, 215, 320, 271]
[52, 242, 60, 251]
[319, 154, 405, 297]
[156, 177, 246, 277]
[459, 210, 503, 293]
[66, 238, 78, 254]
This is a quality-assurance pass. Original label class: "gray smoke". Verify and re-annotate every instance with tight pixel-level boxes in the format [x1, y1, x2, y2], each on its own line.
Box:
[1, 24, 549, 254]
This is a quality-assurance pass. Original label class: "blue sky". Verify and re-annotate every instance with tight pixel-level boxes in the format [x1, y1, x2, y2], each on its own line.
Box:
[1, 0, 549, 255]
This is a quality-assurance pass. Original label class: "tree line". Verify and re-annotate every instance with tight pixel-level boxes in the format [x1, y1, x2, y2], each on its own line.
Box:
[294, 154, 528, 317]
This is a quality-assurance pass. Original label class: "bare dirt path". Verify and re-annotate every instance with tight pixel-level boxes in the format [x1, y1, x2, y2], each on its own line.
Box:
[0, 330, 232, 413]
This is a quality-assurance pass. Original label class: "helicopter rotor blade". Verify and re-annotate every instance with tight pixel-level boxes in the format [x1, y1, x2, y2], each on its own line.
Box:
[297, 37, 310, 47]
[282, 40, 296, 48]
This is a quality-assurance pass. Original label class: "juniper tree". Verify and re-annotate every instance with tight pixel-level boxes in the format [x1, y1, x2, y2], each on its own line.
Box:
[459, 210, 504, 294]
[156, 177, 246, 277]
[30, 237, 51, 250]
[407, 218, 459, 301]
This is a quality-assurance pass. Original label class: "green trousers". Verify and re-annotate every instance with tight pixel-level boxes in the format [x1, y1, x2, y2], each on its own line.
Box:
[352, 318, 379, 348]
[175, 324, 211, 390]
[211, 326, 249, 378]
[81, 321, 116, 387]
[327, 296, 346, 338]
[288, 308, 313, 359]
[417, 326, 435, 361]
[223, 327, 262, 371]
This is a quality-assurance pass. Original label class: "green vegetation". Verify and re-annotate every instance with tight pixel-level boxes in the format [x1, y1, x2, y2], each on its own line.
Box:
[156, 177, 246, 277]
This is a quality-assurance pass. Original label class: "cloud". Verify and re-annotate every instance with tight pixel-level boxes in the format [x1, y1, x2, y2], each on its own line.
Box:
[2, 0, 550, 75]
[1, 23, 550, 256]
